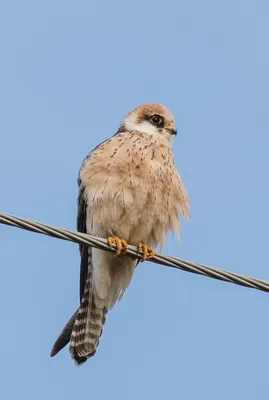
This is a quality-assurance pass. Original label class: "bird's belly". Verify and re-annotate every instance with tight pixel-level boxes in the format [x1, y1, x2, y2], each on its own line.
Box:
[109, 189, 170, 248]
[86, 175, 171, 248]
[127, 194, 170, 247]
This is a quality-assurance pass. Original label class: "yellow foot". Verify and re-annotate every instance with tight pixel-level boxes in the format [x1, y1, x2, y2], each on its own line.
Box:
[137, 242, 155, 261]
[107, 236, 128, 256]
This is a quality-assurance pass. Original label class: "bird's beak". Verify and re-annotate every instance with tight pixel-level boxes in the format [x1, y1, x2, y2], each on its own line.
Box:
[164, 121, 177, 136]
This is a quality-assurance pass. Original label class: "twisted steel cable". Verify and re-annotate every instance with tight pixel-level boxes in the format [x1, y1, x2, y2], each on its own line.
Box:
[1, 212, 269, 293]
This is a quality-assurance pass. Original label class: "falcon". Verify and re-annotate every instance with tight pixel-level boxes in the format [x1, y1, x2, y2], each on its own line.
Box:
[50, 103, 190, 364]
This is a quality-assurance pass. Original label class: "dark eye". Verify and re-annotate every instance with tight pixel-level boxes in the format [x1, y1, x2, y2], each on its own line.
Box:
[149, 115, 164, 127]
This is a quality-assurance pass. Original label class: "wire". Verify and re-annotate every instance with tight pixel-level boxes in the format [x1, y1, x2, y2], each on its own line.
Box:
[1, 212, 269, 293]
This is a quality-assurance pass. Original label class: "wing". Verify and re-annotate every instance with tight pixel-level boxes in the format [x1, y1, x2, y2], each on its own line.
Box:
[77, 178, 90, 301]
[50, 178, 92, 359]
[69, 177, 99, 364]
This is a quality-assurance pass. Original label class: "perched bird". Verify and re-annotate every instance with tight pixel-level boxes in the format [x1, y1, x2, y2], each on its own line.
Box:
[50, 103, 190, 364]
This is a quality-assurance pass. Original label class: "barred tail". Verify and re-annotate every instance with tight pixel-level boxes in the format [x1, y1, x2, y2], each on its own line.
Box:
[70, 300, 107, 365]
[50, 246, 107, 364]
[50, 295, 107, 364]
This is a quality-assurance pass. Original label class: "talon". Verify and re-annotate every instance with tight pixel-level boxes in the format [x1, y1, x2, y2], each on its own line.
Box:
[137, 242, 155, 261]
[107, 236, 128, 256]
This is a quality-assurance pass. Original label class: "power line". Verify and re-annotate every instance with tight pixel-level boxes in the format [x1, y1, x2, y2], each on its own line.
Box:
[1, 212, 268, 293]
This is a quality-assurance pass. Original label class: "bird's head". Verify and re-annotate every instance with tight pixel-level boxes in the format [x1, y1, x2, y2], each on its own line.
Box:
[120, 103, 177, 140]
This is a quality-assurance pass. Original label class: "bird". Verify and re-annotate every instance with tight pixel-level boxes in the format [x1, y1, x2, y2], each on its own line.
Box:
[50, 103, 190, 364]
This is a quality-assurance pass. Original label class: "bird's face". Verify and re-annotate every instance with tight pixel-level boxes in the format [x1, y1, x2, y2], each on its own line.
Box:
[121, 103, 177, 139]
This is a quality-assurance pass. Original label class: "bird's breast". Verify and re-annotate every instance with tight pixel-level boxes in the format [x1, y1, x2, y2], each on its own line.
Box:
[81, 133, 185, 247]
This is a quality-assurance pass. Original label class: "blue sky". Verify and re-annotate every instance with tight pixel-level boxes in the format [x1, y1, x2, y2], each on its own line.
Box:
[1, 0, 269, 399]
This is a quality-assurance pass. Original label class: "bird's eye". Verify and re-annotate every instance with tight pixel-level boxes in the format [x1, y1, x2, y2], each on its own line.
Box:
[150, 115, 164, 127]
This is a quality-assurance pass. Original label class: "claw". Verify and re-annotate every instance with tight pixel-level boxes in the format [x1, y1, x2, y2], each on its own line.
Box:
[137, 242, 155, 261]
[107, 236, 128, 256]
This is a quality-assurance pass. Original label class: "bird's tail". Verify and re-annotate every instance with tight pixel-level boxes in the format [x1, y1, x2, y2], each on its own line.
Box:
[69, 299, 107, 365]
[50, 279, 107, 364]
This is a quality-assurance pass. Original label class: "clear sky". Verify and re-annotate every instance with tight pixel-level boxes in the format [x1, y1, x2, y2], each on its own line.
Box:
[1, 1, 269, 399]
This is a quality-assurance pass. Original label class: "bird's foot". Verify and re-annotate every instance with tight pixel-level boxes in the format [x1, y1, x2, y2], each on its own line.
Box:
[107, 236, 129, 256]
[137, 242, 155, 261]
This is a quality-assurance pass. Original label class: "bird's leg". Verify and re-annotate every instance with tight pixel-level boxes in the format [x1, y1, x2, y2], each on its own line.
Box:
[137, 242, 155, 261]
[107, 236, 129, 256]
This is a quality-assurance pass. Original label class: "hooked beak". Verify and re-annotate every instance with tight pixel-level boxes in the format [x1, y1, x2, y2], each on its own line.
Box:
[164, 121, 177, 136]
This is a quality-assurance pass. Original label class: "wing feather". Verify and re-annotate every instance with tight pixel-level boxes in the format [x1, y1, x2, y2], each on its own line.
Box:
[50, 178, 93, 358]
[77, 179, 90, 301]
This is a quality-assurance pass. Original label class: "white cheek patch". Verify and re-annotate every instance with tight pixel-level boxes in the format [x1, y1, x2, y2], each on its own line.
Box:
[133, 121, 158, 134]
[124, 112, 158, 135]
